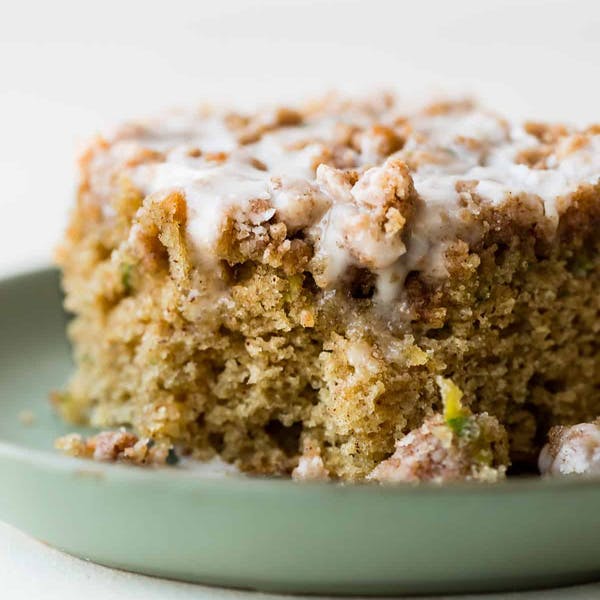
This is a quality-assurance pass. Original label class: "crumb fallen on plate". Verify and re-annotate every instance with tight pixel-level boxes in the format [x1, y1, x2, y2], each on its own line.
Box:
[292, 442, 330, 481]
[18, 410, 36, 426]
[539, 418, 600, 476]
[55, 429, 179, 466]
[367, 378, 510, 484]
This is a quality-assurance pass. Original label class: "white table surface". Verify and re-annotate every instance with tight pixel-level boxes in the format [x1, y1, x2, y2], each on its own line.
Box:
[1, 522, 599, 600]
[2, 0, 600, 597]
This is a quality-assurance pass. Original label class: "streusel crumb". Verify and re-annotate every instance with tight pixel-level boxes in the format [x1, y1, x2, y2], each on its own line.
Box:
[55, 430, 179, 466]
[539, 419, 600, 476]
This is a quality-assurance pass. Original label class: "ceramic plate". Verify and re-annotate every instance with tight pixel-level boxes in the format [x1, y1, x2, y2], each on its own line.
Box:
[1, 268, 599, 596]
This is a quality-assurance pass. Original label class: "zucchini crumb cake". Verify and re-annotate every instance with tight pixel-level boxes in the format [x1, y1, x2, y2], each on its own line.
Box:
[54, 94, 600, 483]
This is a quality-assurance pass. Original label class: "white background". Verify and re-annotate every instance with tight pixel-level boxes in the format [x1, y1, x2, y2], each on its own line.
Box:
[1, 0, 600, 597]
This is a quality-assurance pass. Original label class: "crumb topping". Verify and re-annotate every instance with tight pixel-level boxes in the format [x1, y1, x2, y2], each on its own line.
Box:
[367, 378, 509, 483]
[292, 442, 330, 481]
[539, 419, 600, 476]
[81, 95, 600, 303]
[367, 413, 508, 484]
[55, 429, 178, 466]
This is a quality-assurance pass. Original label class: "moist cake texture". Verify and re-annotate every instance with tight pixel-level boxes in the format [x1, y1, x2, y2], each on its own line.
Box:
[55, 94, 600, 480]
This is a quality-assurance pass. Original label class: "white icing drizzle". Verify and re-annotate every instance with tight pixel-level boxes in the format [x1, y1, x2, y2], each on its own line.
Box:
[86, 98, 600, 301]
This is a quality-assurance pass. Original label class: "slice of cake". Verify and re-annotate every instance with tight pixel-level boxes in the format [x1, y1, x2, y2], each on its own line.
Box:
[54, 94, 600, 481]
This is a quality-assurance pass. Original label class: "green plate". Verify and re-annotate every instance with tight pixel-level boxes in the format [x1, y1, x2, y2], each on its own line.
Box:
[1, 268, 600, 596]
